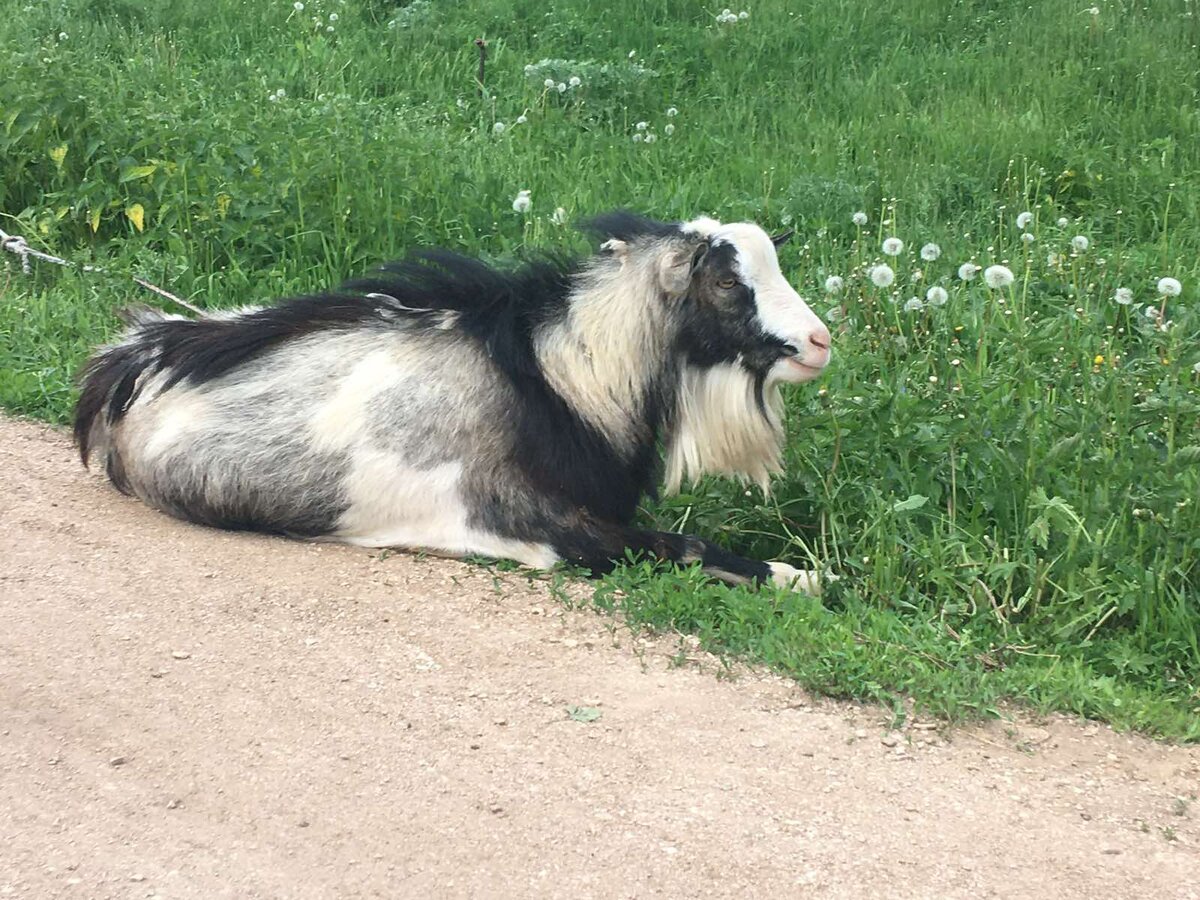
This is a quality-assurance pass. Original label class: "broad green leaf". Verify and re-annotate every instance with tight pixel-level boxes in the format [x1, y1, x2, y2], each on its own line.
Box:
[120, 164, 158, 183]
[892, 494, 928, 513]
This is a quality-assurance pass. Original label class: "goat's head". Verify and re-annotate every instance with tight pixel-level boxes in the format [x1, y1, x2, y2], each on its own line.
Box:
[593, 213, 831, 386]
[672, 219, 831, 385]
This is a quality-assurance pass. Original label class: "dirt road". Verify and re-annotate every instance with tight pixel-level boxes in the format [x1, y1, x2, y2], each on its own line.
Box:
[1, 415, 1197, 899]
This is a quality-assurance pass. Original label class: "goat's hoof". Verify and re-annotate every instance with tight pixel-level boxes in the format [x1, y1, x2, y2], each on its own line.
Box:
[768, 562, 821, 595]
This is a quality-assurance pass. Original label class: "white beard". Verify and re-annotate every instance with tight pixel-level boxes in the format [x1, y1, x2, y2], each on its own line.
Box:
[664, 363, 785, 494]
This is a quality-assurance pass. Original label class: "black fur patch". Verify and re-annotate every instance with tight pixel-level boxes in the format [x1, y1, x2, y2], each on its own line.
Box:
[580, 211, 684, 244]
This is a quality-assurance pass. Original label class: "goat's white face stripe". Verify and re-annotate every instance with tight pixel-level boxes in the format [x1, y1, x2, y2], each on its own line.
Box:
[710, 223, 830, 380]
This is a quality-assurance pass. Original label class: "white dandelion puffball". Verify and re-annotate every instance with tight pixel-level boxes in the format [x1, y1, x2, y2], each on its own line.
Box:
[1158, 277, 1182, 297]
[568, 75, 581, 88]
[1047, 252, 1062, 268]
[551, 207, 567, 225]
[1016, 211, 1034, 230]
[1193, 361, 1200, 375]
[515, 114, 527, 124]
[493, 121, 506, 134]
[958, 262, 978, 281]
[328, 11, 337, 21]
[825, 275, 844, 294]
[1072, 235, 1089, 252]
[1114, 287, 1133, 306]
[739, 10, 749, 19]
[663, 123, 675, 136]
[635, 121, 648, 131]
[984, 265, 1014, 289]
[645, 132, 657, 143]
[882, 237, 904, 256]
[926, 285, 948, 306]
[632, 133, 644, 143]
[1022, 232, 1036, 244]
[512, 190, 531, 214]
[904, 297, 924, 312]
[58, 31, 68, 40]
[1057, 216, 1069, 228]
[869, 264, 895, 288]
[666, 106, 679, 117]
[556, 82, 567, 93]
[544, 78, 555, 89]
[920, 242, 941, 261]
[293, 1, 304, 9]
[852, 211, 868, 226]
[1144, 304, 1160, 319]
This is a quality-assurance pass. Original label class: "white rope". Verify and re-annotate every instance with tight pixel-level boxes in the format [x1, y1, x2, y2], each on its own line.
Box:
[0, 223, 205, 316]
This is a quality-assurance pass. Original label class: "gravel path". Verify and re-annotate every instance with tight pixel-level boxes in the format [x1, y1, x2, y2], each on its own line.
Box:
[1, 415, 1197, 899]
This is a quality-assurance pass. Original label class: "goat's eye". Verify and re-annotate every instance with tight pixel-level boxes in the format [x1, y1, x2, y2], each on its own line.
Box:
[717, 278, 737, 290]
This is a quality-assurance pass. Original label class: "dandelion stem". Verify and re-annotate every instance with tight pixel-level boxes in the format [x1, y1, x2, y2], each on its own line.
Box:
[474, 38, 487, 98]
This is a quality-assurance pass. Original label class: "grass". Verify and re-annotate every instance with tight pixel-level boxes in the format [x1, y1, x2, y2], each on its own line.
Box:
[2, 0, 1198, 738]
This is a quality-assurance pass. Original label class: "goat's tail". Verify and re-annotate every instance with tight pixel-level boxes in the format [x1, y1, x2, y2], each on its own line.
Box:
[73, 305, 183, 489]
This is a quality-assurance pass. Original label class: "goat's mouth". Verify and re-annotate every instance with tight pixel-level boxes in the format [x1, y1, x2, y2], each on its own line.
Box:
[774, 355, 828, 384]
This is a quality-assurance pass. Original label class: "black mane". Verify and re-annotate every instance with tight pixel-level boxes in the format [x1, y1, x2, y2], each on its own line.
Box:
[579, 211, 684, 244]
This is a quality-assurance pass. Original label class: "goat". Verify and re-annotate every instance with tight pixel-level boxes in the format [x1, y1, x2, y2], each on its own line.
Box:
[74, 212, 832, 591]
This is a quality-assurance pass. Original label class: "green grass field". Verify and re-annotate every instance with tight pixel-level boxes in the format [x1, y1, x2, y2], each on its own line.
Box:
[2, 0, 1198, 737]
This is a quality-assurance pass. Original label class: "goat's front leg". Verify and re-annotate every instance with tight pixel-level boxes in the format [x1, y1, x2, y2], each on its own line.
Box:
[553, 522, 820, 595]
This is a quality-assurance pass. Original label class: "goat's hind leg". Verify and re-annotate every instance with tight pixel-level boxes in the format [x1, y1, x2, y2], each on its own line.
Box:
[555, 522, 821, 595]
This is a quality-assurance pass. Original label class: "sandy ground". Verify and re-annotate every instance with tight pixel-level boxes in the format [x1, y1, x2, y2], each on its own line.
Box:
[0, 415, 1197, 900]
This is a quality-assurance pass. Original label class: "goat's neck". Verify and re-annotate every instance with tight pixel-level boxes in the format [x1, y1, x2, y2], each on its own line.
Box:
[534, 265, 676, 457]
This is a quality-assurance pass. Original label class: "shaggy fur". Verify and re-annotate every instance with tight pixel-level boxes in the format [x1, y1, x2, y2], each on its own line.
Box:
[75, 212, 831, 590]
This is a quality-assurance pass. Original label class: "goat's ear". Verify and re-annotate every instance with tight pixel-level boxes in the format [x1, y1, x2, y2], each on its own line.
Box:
[658, 241, 708, 296]
[601, 238, 630, 260]
[770, 229, 794, 248]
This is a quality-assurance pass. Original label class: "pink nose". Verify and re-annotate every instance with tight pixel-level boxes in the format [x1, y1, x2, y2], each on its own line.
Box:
[809, 326, 831, 352]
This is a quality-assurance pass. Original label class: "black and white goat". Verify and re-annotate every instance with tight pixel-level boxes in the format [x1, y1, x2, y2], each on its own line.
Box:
[75, 213, 831, 591]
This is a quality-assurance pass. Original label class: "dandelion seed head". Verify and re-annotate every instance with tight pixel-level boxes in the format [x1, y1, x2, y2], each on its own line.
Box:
[568, 75, 581, 87]
[515, 114, 527, 124]
[493, 121, 506, 134]
[512, 189, 531, 214]
[920, 242, 941, 261]
[958, 262, 979, 281]
[1114, 287, 1133, 305]
[632, 133, 644, 143]
[1193, 361, 1200, 375]
[1057, 216, 1069, 227]
[882, 237, 904, 256]
[869, 264, 895, 288]
[663, 123, 675, 136]
[666, 107, 678, 117]
[1016, 211, 1034, 229]
[635, 121, 648, 130]
[1158, 276, 1182, 297]
[544, 78, 555, 89]
[1143, 304, 1160, 319]
[644, 132, 657, 143]
[824, 275, 844, 294]
[1022, 232, 1035, 244]
[58, 31, 68, 40]
[852, 211, 868, 226]
[738, 9, 749, 19]
[556, 82, 567, 93]
[1072, 235, 1089, 252]
[984, 265, 1014, 289]
[293, 1, 304, 9]
[551, 207, 567, 225]
[904, 297, 924, 312]
[926, 286, 948, 306]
